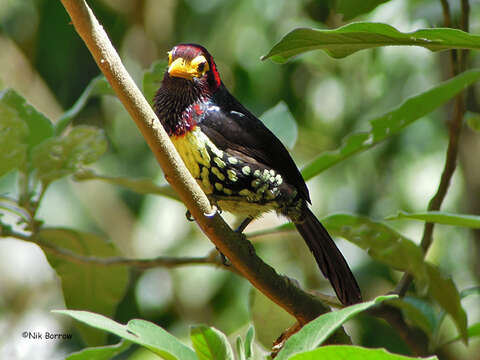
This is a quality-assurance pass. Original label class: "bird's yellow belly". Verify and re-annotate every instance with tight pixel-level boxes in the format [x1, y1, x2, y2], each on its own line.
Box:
[171, 127, 283, 217]
[171, 127, 222, 195]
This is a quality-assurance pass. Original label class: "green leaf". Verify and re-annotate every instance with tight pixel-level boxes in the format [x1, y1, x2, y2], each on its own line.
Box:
[236, 336, 245, 360]
[55, 76, 114, 135]
[191, 325, 234, 360]
[41, 229, 129, 345]
[301, 69, 480, 180]
[262, 23, 480, 62]
[0, 88, 53, 150]
[0, 102, 28, 176]
[387, 211, 480, 228]
[289, 345, 438, 360]
[426, 264, 467, 344]
[276, 295, 397, 360]
[32, 126, 107, 184]
[74, 169, 179, 200]
[54, 310, 198, 360]
[260, 101, 298, 150]
[443, 323, 480, 346]
[244, 325, 254, 360]
[335, 0, 392, 21]
[65, 340, 132, 360]
[460, 286, 480, 299]
[323, 214, 429, 289]
[466, 112, 480, 132]
[143, 60, 167, 105]
[387, 297, 437, 336]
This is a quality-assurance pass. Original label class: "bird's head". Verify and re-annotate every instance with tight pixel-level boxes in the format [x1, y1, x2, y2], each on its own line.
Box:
[165, 44, 222, 92]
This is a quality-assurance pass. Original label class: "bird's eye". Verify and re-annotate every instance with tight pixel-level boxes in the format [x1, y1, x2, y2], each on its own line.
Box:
[197, 62, 206, 73]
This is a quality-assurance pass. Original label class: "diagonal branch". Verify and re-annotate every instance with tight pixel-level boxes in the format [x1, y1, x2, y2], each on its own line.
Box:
[58, 0, 346, 335]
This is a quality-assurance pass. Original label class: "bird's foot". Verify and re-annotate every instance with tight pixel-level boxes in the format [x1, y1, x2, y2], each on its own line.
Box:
[185, 209, 195, 222]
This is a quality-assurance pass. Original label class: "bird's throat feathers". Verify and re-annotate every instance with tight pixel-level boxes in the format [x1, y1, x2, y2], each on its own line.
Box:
[154, 75, 214, 137]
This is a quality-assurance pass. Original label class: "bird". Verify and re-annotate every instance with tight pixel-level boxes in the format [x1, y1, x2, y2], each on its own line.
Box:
[153, 43, 362, 305]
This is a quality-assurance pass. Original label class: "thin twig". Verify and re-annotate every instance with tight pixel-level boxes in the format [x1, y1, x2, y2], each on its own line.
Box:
[396, 0, 470, 296]
[2, 228, 233, 271]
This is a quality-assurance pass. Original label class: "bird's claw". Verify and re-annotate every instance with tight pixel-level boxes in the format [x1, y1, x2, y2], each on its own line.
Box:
[185, 210, 195, 222]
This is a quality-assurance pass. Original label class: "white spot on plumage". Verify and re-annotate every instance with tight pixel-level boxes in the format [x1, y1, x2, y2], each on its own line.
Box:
[242, 166, 251, 175]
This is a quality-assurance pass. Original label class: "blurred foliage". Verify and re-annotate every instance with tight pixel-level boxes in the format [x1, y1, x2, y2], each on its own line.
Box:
[0, 0, 480, 359]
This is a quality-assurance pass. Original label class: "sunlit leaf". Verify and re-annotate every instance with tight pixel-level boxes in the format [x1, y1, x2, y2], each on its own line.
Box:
[143, 60, 167, 105]
[244, 325, 254, 360]
[0, 88, 53, 150]
[236, 336, 245, 360]
[276, 295, 397, 360]
[56, 76, 114, 135]
[191, 325, 234, 360]
[387, 211, 480, 228]
[289, 345, 438, 360]
[263, 23, 480, 62]
[65, 341, 132, 360]
[301, 70, 480, 180]
[335, 0, 393, 20]
[41, 229, 129, 345]
[260, 101, 298, 150]
[32, 126, 107, 184]
[54, 310, 197, 360]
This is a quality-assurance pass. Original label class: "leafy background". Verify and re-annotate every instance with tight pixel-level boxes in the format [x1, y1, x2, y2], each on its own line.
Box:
[0, 0, 480, 359]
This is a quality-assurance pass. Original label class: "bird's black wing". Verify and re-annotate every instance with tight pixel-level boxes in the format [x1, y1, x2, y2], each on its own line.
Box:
[198, 84, 310, 203]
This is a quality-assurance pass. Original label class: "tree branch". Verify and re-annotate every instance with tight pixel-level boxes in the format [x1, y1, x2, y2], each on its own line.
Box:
[59, 0, 343, 332]
[4, 229, 231, 270]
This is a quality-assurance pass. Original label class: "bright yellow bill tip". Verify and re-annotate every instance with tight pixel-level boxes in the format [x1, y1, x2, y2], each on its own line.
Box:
[168, 57, 196, 80]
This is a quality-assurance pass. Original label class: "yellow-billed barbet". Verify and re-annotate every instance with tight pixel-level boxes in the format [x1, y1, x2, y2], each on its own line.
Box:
[154, 44, 361, 305]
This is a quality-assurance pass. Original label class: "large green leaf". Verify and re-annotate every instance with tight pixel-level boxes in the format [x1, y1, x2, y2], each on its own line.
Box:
[0, 88, 53, 149]
[32, 126, 107, 184]
[322, 214, 428, 289]
[290, 345, 438, 360]
[143, 60, 167, 105]
[65, 341, 132, 360]
[41, 229, 129, 345]
[262, 22, 480, 62]
[55, 76, 114, 135]
[301, 70, 480, 180]
[387, 211, 480, 228]
[260, 101, 298, 150]
[53, 310, 198, 360]
[190, 325, 234, 360]
[335, 0, 393, 21]
[276, 295, 397, 360]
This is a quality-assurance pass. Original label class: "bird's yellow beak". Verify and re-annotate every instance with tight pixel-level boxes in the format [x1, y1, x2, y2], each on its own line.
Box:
[168, 55, 209, 80]
[168, 57, 197, 80]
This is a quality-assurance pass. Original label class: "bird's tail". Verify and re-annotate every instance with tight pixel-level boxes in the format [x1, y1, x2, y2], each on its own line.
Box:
[294, 207, 362, 305]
